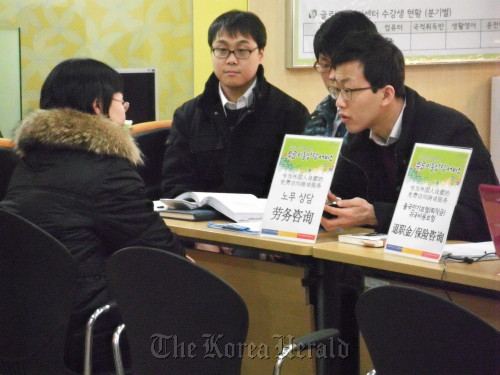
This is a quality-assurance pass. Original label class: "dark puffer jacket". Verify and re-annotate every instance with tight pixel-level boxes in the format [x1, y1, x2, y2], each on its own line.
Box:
[304, 94, 346, 137]
[1, 108, 184, 371]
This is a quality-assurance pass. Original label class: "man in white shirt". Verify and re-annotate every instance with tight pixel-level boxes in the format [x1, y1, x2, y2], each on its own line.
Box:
[161, 10, 309, 199]
[322, 31, 498, 241]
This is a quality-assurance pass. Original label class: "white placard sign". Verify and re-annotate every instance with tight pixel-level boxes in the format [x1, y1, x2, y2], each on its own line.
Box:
[385, 143, 472, 262]
[261, 135, 342, 243]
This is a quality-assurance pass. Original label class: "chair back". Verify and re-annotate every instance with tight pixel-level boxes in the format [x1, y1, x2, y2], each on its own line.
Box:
[356, 285, 500, 375]
[131, 120, 171, 200]
[0, 138, 14, 148]
[106, 246, 249, 375]
[0, 138, 19, 201]
[0, 209, 78, 374]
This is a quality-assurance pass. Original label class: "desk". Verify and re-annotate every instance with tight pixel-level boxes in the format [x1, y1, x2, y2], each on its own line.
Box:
[313, 241, 500, 373]
[165, 219, 500, 374]
[164, 219, 343, 256]
[313, 242, 500, 292]
[166, 218, 500, 292]
[164, 220, 362, 375]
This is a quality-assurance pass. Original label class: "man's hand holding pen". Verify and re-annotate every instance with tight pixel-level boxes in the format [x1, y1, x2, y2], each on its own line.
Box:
[321, 191, 378, 231]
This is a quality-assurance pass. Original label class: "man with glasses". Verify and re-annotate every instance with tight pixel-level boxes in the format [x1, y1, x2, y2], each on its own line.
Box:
[303, 13, 380, 375]
[304, 11, 377, 138]
[321, 31, 498, 242]
[161, 10, 309, 199]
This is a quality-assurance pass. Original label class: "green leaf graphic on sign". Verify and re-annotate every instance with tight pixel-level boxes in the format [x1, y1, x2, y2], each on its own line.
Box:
[280, 137, 341, 172]
[279, 157, 295, 171]
[409, 145, 470, 186]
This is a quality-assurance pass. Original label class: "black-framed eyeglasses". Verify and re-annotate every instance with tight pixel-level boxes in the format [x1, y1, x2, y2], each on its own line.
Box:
[211, 47, 258, 59]
[313, 61, 332, 73]
[328, 86, 381, 101]
[112, 98, 130, 112]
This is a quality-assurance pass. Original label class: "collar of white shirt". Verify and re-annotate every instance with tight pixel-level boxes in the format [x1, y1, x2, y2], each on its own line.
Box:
[219, 79, 257, 115]
[370, 99, 407, 146]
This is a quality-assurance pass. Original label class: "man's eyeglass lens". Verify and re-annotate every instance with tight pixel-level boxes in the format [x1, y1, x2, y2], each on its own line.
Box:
[314, 61, 331, 73]
[112, 98, 129, 112]
[212, 48, 257, 59]
[328, 86, 379, 101]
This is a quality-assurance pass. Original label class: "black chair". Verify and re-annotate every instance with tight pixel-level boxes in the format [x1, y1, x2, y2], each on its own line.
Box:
[356, 284, 500, 375]
[131, 120, 171, 200]
[106, 246, 249, 374]
[0, 138, 19, 201]
[106, 246, 338, 375]
[0, 209, 117, 375]
[272, 328, 339, 375]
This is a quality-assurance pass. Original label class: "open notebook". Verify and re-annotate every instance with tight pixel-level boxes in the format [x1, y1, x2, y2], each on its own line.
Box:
[160, 192, 267, 222]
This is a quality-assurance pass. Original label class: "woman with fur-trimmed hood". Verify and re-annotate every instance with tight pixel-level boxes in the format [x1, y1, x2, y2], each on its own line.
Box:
[1, 58, 184, 372]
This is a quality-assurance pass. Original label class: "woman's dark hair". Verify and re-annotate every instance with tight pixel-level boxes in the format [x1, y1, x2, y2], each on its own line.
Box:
[40, 58, 123, 115]
[332, 31, 406, 98]
[208, 10, 267, 49]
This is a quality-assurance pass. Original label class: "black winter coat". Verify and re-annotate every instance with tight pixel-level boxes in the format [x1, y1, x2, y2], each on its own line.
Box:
[1, 108, 184, 371]
[161, 65, 310, 198]
[332, 87, 498, 242]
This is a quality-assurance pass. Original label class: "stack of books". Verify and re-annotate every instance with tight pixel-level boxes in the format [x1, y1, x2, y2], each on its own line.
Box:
[155, 192, 267, 222]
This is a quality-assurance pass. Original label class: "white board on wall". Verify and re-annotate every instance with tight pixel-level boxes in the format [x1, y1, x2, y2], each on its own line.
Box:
[287, 0, 500, 67]
[491, 77, 500, 180]
[0, 28, 22, 138]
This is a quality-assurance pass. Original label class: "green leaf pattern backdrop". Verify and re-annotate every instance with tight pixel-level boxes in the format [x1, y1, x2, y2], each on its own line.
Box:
[0, 0, 193, 122]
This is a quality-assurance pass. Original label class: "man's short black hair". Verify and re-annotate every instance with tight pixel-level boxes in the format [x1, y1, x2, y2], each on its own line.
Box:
[208, 10, 267, 49]
[332, 31, 406, 98]
[313, 10, 377, 60]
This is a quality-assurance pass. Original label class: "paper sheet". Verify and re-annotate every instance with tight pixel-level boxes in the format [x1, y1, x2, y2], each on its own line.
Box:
[442, 241, 498, 261]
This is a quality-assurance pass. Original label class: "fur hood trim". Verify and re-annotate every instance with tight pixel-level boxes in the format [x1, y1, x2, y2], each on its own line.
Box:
[14, 108, 143, 166]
